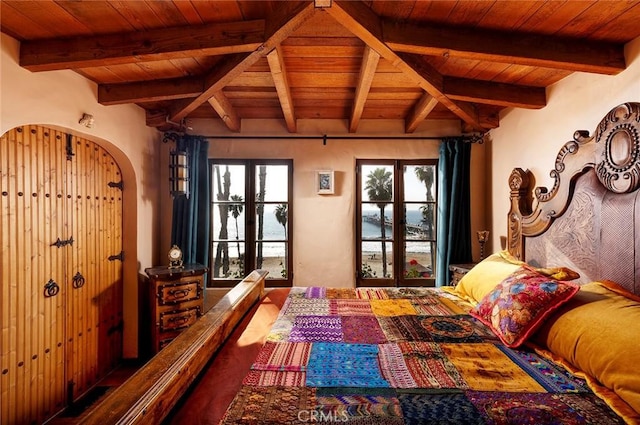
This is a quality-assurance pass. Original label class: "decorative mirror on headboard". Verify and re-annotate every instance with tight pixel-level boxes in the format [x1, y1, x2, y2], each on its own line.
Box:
[507, 102, 640, 295]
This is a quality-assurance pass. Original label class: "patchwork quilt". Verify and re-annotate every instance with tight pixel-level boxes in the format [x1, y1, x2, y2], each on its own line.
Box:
[220, 287, 623, 424]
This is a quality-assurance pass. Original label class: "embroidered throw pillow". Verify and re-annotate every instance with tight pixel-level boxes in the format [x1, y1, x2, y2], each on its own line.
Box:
[470, 267, 580, 348]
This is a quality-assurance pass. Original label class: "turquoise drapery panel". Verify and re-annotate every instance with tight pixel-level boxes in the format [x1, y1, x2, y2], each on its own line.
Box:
[436, 138, 472, 287]
[170, 135, 211, 272]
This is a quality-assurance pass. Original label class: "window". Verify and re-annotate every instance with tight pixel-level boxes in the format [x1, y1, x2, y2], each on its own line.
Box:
[356, 159, 437, 287]
[210, 159, 292, 287]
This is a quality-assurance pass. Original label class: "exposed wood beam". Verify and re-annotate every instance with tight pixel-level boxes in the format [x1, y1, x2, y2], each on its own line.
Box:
[383, 21, 626, 75]
[327, 1, 487, 130]
[398, 52, 486, 129]
[168, 53, 251, 123]
[405, 94, 439, 133]
[267, 46, 297, 133]
[350, 46, 380, 133]
[98, 77, 204, 105]
[168, 1, 317, 125]
[443, 77, 546, 109]
[208, 91, 241, 132]
[20, 20, 265, 72]
[477, 106, 501, 130]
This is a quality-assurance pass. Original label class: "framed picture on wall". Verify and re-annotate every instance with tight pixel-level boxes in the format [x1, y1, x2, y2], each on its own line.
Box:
[316, 170, 334, 195]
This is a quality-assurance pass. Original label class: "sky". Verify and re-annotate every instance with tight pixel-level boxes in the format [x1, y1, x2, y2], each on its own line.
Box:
[211, 162, 434, 211]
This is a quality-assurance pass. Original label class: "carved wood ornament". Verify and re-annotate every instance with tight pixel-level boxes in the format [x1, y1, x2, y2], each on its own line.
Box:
[507, 102, 640, 294]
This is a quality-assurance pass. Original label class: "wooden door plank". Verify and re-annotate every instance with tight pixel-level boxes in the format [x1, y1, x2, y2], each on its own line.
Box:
[52, 130, 67, 416]
[15, 126, 28, 422]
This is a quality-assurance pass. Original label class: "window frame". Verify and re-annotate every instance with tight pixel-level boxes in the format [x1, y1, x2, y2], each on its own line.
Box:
[356, 159, 438, 287]
[208, 158, 293, 288]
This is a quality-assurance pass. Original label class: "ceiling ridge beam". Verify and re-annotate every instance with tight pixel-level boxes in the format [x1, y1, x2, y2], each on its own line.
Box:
[267, 45, 297, 133]
[326, 0, 486, 130]
[20, 20, 266, 72]
[383, 20, 626, 75]
[350, 46, 380, 133]
[168, 1, 317, 125]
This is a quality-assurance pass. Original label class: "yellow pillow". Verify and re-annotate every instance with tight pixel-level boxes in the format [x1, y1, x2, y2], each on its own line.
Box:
[444, 251, 522, 304]
[444, 250, 580, 305]
[533, 280, 640, 415]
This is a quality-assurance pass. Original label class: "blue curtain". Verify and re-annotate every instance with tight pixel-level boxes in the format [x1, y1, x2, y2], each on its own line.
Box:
[170, 135, 211, 270]
[436, 138, 472, 286]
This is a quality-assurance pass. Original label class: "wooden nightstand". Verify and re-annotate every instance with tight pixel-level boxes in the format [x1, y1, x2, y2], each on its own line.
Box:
[448, 263, 478, 286]
[145, 264, 208, 354]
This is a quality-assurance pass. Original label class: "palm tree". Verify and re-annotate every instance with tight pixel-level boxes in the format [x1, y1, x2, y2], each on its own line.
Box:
[229, 194, 244, 263]
[274, 204, 288, 278]
[415, 166, 435, 237]
[256, 165, 267, 268]
[414, 166, 435, 201]
[415, 165, 436, 274]
[274, 204, 288, 238]
[365, 167, 393, 278]
[213, 165, 230, 277]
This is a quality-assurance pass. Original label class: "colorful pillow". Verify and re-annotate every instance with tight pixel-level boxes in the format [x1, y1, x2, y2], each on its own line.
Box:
[444, 250, 579, 305]
[469, 267, 579, 348]
[532, 280, 640, 416]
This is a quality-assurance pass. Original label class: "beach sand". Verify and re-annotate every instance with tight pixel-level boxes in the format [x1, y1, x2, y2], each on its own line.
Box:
[215, 252, 434, 281]
[361, 251, 433, 278]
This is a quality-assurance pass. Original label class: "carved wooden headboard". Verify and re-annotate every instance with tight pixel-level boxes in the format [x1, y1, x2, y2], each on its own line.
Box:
[507, 102, 640, 295]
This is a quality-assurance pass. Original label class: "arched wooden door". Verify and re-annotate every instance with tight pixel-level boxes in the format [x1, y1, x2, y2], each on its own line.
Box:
[1, 125, 124, 424]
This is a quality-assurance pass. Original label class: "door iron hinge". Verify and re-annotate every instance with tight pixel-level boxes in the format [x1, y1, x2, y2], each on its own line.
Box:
[108, 181, 124, 190]
[108, 251, 124, 262]
[51, 236, 74, 248]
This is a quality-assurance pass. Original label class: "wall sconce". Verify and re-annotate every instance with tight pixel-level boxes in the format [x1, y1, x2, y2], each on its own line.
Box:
[78, 113, 94, 128]
[170, 150, 189, 198]
[314, 0, 332, 7]
[477, 230, 490, 261]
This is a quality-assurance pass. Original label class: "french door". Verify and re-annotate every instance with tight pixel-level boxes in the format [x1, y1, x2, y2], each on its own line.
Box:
[209, 159, 292, 287]
[356, 159, 438, 287]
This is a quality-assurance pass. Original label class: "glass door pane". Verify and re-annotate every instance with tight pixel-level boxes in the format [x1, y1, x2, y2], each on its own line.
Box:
[360, 163, 394, 281]
[211, 163, 246, 279]
[402, 164, 436, 282]
[254, 164, 289, 280]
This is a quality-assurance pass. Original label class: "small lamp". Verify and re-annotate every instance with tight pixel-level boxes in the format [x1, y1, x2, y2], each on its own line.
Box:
[477, 230, 490, 261]
[170, 150, 189, 198]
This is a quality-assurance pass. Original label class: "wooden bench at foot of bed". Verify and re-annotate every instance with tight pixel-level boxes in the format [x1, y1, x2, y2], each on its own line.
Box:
[80, 270, 268, 425]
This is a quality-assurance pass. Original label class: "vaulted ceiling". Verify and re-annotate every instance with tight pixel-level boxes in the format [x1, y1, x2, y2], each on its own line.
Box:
[2, 1, 640, 133]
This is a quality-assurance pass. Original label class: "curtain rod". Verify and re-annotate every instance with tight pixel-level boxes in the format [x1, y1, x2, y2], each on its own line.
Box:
[163, 133, 485, 144]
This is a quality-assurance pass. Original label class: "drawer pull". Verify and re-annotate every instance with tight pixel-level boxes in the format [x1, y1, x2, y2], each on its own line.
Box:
[168, 288, 191, 299]
[168, 315, 191, 326]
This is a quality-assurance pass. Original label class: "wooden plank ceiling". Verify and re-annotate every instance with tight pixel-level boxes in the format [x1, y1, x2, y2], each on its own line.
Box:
[2, 0, 640, 133]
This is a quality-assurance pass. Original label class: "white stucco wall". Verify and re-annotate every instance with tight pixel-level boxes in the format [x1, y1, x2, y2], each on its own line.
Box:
[1, 33, 162, 358]
[488, 35, 640, 255]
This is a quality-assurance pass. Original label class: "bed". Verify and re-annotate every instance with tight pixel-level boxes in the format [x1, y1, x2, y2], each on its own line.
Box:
[211, 103, 640, 425]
